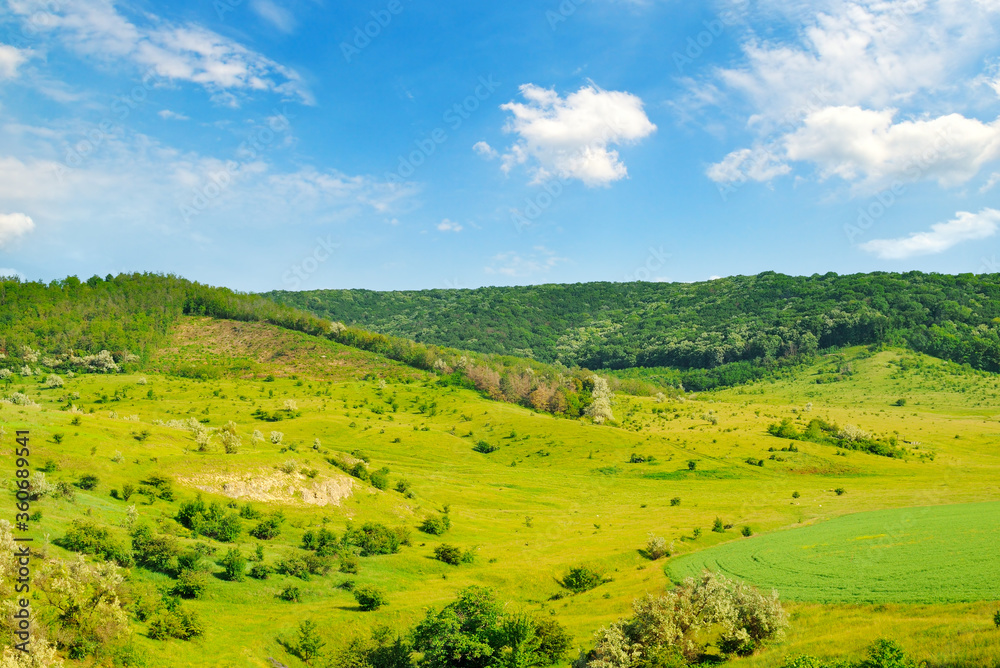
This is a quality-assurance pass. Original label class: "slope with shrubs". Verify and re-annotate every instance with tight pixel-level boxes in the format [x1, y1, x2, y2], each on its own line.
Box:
[266, 272, 1000, 385]
[1, 312, 999, 667]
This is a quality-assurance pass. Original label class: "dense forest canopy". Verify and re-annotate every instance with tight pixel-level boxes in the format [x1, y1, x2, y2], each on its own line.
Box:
[266, 272, 1000, 376]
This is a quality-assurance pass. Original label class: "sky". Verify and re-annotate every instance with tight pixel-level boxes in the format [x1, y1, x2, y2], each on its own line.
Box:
[1, 0, 999, 292]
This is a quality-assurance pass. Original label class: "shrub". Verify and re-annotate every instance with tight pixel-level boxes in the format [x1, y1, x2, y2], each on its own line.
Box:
[473, 440, 499, 454]
[220, 548, 247, 582]
[56, 520, 133, 566]
[28, 471, 54, 500]
[645, 533, 670, 560]
[249, 514, 284, 540]
[369, 467, 390, 490]
[561, 566, 606, 593]
[395, 478, 411, 494]
[344, 522, 401, 556]
[45, 374, 64, 388]
[687, 460, 697, 471]
[994, 610, 1000, 628]
[713, 517, 726, 533]
[742, 526, 753, 537]
[433, 544, 466, 565]
[354, 585, 388, 611]
[130, 524, 179, 572]
[670, 497, 681, 506]
[419, 514, 451, 535]
[148, 606, 204, 641]
[249, 563, 271, 580]
[339, 555, 360, 574]
[302, 527, 338, 556]
[239, 503, 262, 520]
[176, 497, 243, 542]
[279, 585, 301, 602]
[78, 474, 99, 490]
[171, 569, 209, 599]
[792, 491, 801, 499]
[835, 487, 846, 496]
[270, 431, 284, 445]
[860, 639, 921, 668]
[121, 483, 135, 501]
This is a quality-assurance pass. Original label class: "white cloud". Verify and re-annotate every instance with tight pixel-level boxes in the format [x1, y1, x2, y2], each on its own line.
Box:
[695, 0, 1000, 191]
[7, 0, 311, 103]
[706, 146, 790, 184]
[0, 213, 35, 247]
[0, 44, 30, 79]
[485, 246, 566, 277]
[473, 141, 498, 159]
[0, 268, 25, 279]
[497, 83, 656, 187]
[251, 0, 297, 34]
[859, 208, 1000, 259]
[437, 219, 463, 233]
[981, 172, 1000, 193]
[784, 106, 1000, 188]
[158, 110, 190, 121]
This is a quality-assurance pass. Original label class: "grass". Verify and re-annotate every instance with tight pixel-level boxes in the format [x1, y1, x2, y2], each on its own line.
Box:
[668, 501, 1000, 603]
[2, 320, 999, 666]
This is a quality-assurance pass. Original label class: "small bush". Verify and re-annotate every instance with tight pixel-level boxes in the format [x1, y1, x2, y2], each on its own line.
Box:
[994, 610, 1000, 628]
[148, 606, 204, 641]
[835, 487, 846, 496]
[121, 483, 135, 501]
[279, 585, 301, 602]
[249, 514, 284, 540]
[433, 544, 474, 565]
[353, 585, 388, 611]
[645, 533, 670, 560]
[220, 548, 246, 582]
[860, 639, 921, 668]
[77, 474, 99, 490]
[473, 440, 499, 454]
[339, 555, 360, 574]
[687, 460, 697, 470]
[369, 467, 390, 490]
[343, 522, 402, 556]
[56, 520, 132, 566]
[560, 566, 606, 593]
[670, 497, 681, 506]
[171, 569, 209, 599]
[742, 526, 753, 537]
[248, 563, 271, 580]
[792, 491, 801, 499]
[712, 517, 726, 533]
[419, 515, 451, 535]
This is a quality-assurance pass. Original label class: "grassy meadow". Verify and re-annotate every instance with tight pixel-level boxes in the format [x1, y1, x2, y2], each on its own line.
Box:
[2, 317, 999, 667]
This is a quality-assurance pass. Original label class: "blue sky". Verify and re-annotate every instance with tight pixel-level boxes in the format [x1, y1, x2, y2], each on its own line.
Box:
[1, 0, 999, 291]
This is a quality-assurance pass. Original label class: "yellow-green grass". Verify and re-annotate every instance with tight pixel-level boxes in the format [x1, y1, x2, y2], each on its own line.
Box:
[1, 318, 999, 666]
[669, 501, 1000, 603]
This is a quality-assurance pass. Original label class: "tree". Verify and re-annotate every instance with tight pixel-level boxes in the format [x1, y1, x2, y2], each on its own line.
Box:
[413, 586, 502, 668]
[585, 376, 614, 424]
[291, 620, 325, 663]
[220, 421, 242, 454]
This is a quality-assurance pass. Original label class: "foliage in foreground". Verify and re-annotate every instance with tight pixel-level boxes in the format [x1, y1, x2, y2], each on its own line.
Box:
[574, 571, 787, 666]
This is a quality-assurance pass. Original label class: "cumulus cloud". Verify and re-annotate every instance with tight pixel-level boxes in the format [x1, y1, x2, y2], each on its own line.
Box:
[696, 0, 1000, 191]
[497, 83, 656, 187]
[0, 44, 30, 79]
[0, 213, 35, 247]
[485, 246, 566, 277]
[784, 106, 1000, 188]
[859, 208, 1000, 259]
[436, 219, 463, 233]
[473, 141, 498, 159]
[7, 0, 311, 103]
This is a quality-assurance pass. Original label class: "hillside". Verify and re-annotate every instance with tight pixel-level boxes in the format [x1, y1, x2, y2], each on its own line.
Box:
[1, 314, 999, 667]
[265, 273, 1000, 386]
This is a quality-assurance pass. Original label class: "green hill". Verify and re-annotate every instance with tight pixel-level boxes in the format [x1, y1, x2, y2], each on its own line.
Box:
[265, 272, 1000, 387]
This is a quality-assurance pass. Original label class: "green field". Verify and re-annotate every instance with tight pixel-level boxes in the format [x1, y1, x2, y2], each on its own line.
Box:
[3, 308, 1000, 667]
[669, 501, 1000, 603]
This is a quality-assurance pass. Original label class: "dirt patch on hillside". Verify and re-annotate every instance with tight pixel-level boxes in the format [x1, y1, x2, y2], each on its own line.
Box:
[177, 467, 356, 507]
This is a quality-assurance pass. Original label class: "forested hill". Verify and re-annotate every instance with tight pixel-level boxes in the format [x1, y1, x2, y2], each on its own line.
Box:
[266, 272, 1000, 374]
